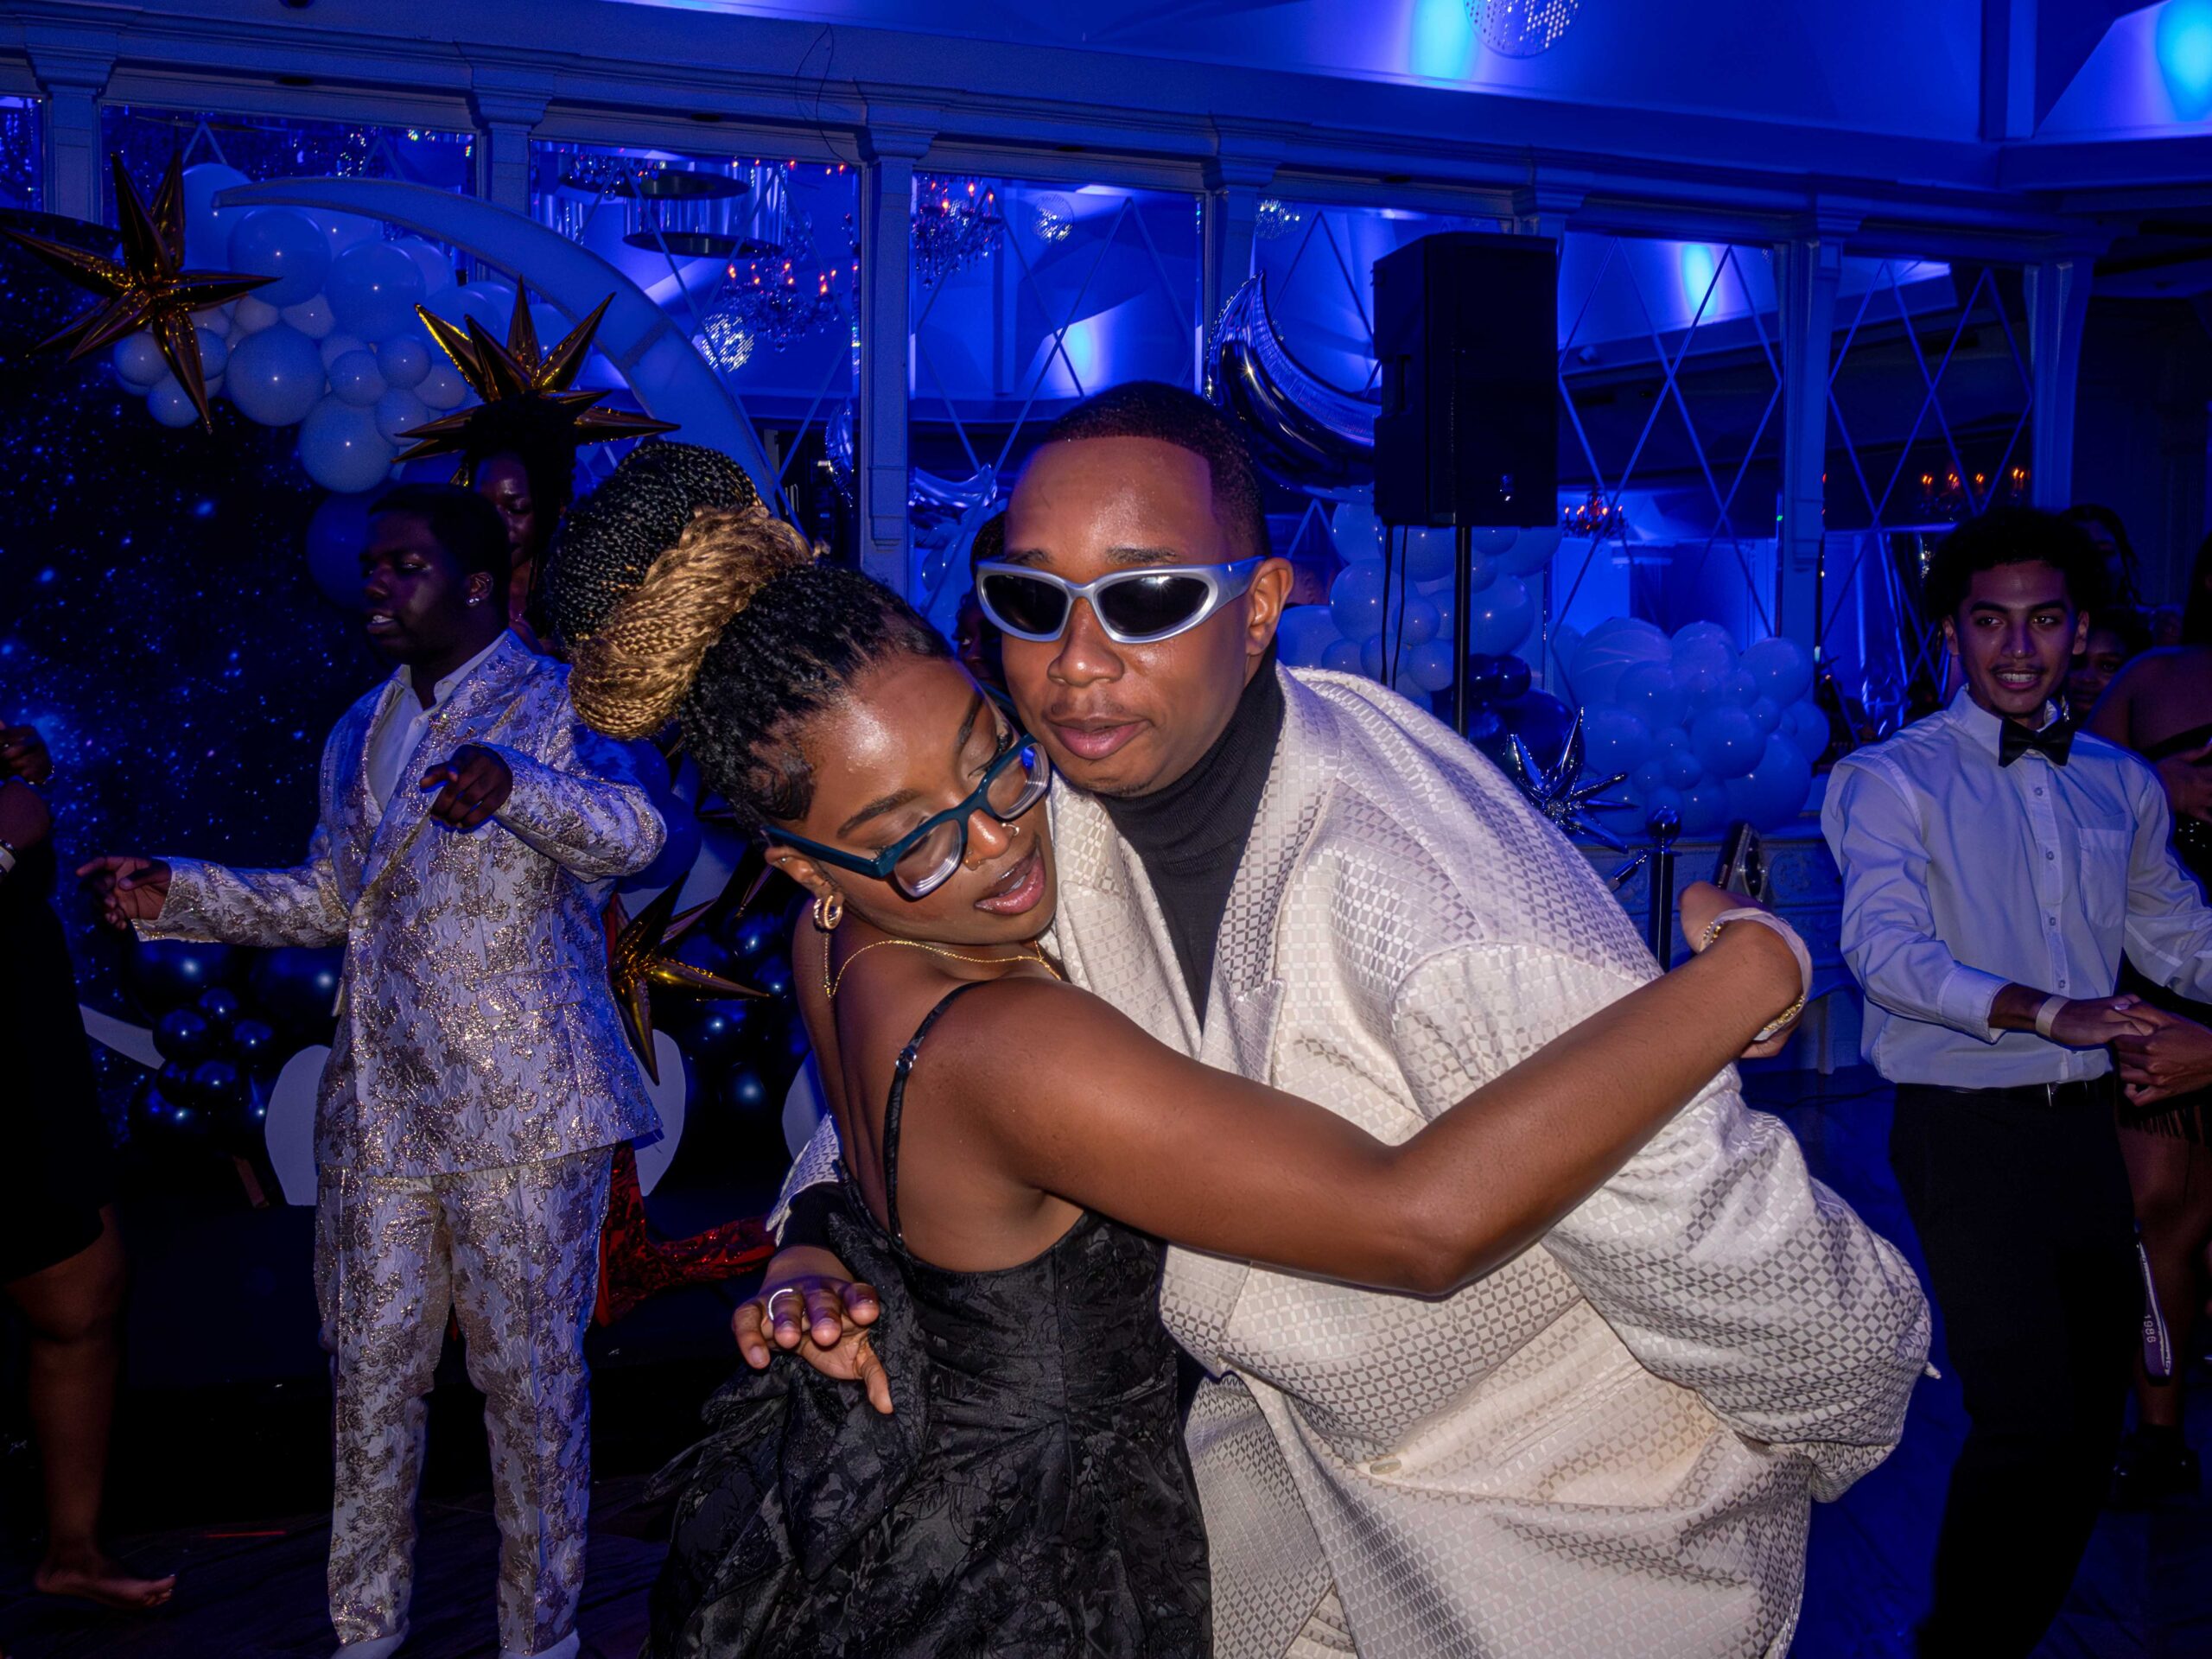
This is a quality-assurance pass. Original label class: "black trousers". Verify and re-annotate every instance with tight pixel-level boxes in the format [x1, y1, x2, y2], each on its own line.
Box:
[1890, 1080, 2140, 1658]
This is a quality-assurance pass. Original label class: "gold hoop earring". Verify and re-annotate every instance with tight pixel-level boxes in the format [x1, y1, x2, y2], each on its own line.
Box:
[812, 893, 844, 932]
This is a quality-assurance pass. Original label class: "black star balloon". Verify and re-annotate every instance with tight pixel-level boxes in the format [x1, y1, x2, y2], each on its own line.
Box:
[604, 877, 763, 1082]
[0, 153, 275, 430]
[398, 283, 677, 477]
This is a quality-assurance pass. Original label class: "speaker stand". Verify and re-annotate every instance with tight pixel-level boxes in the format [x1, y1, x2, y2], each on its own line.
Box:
[1451, 521, 1472, 735]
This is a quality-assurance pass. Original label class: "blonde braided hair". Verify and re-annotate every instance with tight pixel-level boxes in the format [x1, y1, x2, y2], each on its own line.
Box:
[569, 500, 818, 739]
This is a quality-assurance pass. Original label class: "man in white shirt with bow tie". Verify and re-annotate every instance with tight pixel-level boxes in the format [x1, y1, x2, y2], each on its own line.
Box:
[1824, 506, 2212, 1656]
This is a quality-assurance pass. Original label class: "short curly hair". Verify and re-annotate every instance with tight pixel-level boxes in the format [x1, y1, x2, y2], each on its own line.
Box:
[1923, 507, 2106, 623]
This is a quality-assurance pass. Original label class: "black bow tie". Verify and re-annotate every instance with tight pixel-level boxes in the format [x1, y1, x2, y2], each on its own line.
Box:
[1999, 717, 2075, 767]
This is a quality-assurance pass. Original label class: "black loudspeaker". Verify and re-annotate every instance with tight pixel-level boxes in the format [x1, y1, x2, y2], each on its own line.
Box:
[1372, 231, 1557, 528]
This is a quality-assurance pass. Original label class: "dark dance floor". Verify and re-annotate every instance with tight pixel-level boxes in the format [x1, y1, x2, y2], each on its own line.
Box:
[3, 1071, 2209, 1657]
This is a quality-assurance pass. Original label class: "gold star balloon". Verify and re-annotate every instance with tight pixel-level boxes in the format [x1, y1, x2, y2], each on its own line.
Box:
[0, 152, 275, 430]
[398, 283, 677, 475]
[604, 876, 765, 1083]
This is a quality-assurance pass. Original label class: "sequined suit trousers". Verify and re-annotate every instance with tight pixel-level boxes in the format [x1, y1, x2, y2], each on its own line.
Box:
[315, 1147, 613, 1656]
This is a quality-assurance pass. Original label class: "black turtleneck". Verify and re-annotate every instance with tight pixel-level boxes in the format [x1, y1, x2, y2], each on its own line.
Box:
[1098, 650, 1286, 1023]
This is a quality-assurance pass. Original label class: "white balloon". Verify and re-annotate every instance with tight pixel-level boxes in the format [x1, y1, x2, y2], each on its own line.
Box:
[298, 396, 397, 493]
[181, 162, 251, 270]
[146, 376, 202, 429]
[310, 209, 380, 256]
[194, 325, 228, 380]
[390, 237, 457, 297]
[377, 334, 431, 391]
[231, 294, 282, 336]
[280, 293, 336, 340]
[328, 349, 387, 408]
[318, 330, 366, 369]
[111, 332, 168, 391]
[416, 360, 469, 410]
[374, 387, 431, 443]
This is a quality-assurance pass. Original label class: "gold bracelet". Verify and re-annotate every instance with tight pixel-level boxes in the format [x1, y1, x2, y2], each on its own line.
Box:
[1700, 916, 1808, 1043]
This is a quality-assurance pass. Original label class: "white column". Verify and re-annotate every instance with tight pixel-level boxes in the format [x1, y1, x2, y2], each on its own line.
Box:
[857, 119, 932, 593]
[467, 70, 551, 221]
[2026, 253, 2095, 511]
[1774, 233, 1844, 656]
[23, 27, 117, 224]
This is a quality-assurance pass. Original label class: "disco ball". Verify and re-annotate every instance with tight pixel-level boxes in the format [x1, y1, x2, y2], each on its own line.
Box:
[1254, 199, 1304, 241]
[1465, 0, 1579, 56]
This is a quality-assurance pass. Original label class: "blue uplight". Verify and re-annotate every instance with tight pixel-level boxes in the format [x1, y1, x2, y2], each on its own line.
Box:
[2158, 0, 2212, 119]
[1679, 243, 1719, 316]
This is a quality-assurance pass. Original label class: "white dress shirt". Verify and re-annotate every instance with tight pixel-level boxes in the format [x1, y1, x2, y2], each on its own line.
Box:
[1822, 687, 2212, 1086]
[362, 634, 508, 808]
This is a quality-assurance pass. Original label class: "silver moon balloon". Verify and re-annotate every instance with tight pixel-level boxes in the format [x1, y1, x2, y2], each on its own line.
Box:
[1206, 273, 1377, 499]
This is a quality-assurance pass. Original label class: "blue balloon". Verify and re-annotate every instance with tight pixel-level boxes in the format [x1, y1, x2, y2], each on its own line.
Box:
[1740, 636, 1815, 707]
[1501, 690, 1576, 772]
[197, 986, 242, 1029]
[1492, 654, 1532, 702]
[1330, 563, 1390, 642]
[1390, 595, 1439, 649]
[1498, 524, 1563, 577]
[305, 490, 377, 608]
[378, 334, 432, 391]
[327, 349, 386, 408]
[1582, 705, 1653, 776]
[225, 324, 326, 427]
[325, 240, 429, 340]
[1359, 632, 1388, 682]
[1717, 668, 1759, 707]
[1568, 617, 1670, 708]
[1407, 638, 1458, 694]
[1746, 695, 1782, 736]
[226, 208, 332, 307]
[1402, 526, 1455, 582]
[190, 1057, 247, 1105]
[1469, 575, 1535, 657]
[1689, 702, 1764, 779]
[1679, 779, 1731, 836]
[182, 162, 251, 270]
[1321, 638, 1363, 674]
[1723, 734, 1815, 830]
[1614, 660, 1684, 732]
[298, 397, 397, 494]
[1275, 604, 1342, 669]
[249, 946, 344, 1038]
[1671, 620, 1738, 680]
[125, 938, 237, 1014]
[668, 1000, 757, 1071]
[1783, 698, 1832, 762]
[1656, 726, 1704, 790]
[229, 1018, 280, 1071]
[155, 1007, 216, 1065]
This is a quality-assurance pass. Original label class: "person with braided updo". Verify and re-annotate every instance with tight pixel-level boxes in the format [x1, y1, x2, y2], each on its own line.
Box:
[563, 499, 1818, 1658]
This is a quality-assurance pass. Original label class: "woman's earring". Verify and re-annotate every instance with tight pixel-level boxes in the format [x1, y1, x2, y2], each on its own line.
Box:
[812, 892, 844, 932]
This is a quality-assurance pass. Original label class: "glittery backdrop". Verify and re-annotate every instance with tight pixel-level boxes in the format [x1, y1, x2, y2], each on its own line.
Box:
[2, 214, 378, 1103]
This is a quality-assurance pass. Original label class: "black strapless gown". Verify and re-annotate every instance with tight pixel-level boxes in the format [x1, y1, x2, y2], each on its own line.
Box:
[645, 983, 1211, 1658]
[2119, 720, 2212, 1142]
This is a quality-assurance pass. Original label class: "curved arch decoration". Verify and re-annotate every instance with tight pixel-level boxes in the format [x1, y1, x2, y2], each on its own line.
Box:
[214, 177, 779, 504]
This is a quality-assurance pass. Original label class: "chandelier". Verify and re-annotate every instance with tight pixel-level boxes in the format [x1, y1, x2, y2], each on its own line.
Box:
[1563, 487, 1626, 538]
[1254, 199, 1304, 241]
[912, 175, 1003, 287]
[1032, 193, 1074, 245]
[1465, 0, 1580, 57]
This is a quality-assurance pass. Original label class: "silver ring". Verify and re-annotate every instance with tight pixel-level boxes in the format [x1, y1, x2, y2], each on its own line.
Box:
[766, 1288, 805, 1322]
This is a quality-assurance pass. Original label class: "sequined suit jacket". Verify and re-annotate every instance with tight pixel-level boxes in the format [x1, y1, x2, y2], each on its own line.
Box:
[142, 634, 664, 1179]
[779, 666, 1928, 1656]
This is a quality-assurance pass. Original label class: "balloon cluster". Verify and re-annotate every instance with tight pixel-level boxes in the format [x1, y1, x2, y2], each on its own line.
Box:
[1567, 619, 1827, 838]
[649, 880, 813, 1164]
[122, 936, 342, 1151]
[105, 164, 520, 494]
[1274, 504, 1564, 715]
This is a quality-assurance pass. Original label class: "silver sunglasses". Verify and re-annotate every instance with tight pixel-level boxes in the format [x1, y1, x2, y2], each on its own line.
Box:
[973, 556, 1267, 646]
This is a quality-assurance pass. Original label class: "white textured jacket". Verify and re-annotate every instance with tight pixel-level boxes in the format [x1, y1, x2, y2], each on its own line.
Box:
[143, 633, 665, 1178]
[785, 665, 1929, 1658]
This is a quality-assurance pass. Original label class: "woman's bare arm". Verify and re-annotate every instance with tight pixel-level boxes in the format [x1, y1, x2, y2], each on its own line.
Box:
[946, 918, 1799, 1296]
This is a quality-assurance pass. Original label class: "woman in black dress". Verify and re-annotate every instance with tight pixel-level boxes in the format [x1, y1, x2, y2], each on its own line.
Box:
[0, 723, 175, 1614]
[566, 508, 1809, 1658]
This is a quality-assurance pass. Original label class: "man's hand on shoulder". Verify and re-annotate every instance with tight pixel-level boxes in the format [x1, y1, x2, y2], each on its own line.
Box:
[420, 744, 512, 832]
[76, 855, 171, 928]
[733, 1246, 892, 1415]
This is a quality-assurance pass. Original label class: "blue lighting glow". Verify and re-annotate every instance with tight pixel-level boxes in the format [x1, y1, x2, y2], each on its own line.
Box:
[1408, 0, 1475, 81]
[1678, 243, 1719, 315]
[2159, 0, 2212, 119]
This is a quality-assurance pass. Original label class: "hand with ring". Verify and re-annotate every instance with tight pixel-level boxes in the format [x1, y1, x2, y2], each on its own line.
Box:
[733, 1247, 891, 1415]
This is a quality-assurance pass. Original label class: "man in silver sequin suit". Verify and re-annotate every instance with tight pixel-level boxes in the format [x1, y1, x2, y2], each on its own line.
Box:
[86, 486, 664, 1659]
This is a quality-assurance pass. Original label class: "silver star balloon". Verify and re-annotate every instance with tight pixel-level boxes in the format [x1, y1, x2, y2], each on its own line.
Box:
[1495, 710, 1632, 849]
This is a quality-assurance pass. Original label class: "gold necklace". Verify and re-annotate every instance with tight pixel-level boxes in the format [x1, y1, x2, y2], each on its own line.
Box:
[823, 936, 1058, 1000]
